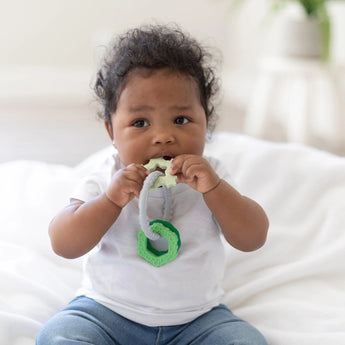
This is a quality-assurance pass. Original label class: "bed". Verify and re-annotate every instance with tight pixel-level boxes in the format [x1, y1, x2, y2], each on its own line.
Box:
[1, 131, 345, 345]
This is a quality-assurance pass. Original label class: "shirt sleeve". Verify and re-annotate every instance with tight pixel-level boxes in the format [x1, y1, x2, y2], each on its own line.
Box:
[70, 155, 115, 202]
[71, 174, 104, 202]
[204, 156, 234, 232]
[205, 156, 232, 183]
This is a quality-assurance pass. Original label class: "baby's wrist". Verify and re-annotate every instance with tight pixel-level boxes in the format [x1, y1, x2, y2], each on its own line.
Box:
[202, 179, 222, 195]
[103, 192, 123, 210]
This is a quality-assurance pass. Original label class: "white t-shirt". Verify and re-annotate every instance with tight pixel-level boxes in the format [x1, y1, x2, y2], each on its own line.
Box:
[73, 154, 230, 327]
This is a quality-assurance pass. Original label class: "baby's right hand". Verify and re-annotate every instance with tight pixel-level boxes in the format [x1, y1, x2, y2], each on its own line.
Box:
[105, 164, 149, 208]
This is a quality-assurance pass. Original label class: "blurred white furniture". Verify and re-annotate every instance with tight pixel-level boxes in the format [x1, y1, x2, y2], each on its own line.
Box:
[245, 57, 345, 151]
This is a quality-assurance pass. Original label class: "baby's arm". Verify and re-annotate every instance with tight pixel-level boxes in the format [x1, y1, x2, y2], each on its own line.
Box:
[49, 164, 148, 259]
[170, 155, 269, 252]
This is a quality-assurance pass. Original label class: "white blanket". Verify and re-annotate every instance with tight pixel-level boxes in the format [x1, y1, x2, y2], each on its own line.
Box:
[1, 132, 345, 345]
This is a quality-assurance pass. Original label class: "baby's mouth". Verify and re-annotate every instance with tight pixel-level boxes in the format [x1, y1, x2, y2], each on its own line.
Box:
[144, 156, 174, 173]
[155, 156, 173, 173]
[145, 155, 173, 164]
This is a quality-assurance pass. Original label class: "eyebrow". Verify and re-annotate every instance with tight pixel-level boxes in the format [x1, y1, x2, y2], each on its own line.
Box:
[170, 105, 193, 112]
[128, 105, 154, 113]
[128, 105, 193, 113]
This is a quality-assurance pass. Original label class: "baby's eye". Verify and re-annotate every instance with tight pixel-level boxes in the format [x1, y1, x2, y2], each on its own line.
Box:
[133, 119, 149, 128]
[174, 116, 189, 125]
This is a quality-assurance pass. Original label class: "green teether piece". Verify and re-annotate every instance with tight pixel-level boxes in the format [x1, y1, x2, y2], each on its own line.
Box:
[144, 158, 177, 190]
[138, 220, 181, 267]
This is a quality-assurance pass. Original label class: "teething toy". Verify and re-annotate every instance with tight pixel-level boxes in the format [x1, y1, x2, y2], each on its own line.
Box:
[144, 158, 177, 190]
[138, 159, 180, 267]
[138, 220, 181, 267]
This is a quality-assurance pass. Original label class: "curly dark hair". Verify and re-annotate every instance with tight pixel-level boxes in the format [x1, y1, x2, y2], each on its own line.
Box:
[94, 24, 220, 130]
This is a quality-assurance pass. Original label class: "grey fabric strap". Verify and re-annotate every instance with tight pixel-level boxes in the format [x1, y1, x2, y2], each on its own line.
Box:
[138, 171, 172, 241]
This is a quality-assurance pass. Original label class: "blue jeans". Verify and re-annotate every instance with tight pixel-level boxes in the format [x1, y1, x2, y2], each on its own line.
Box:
[36, 296, 267, 345]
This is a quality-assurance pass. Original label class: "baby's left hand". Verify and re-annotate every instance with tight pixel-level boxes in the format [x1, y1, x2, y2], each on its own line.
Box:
[169, 154, 220, 194]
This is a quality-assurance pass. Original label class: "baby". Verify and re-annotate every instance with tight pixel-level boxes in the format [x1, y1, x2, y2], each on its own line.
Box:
[36, 24, 269, 345]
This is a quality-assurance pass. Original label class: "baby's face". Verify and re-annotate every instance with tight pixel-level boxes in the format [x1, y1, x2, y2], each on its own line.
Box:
[106, 68, 207, 166]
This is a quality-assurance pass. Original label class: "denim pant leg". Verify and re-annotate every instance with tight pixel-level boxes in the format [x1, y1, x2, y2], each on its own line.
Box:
[35, 296, 159, 345]
[161, 304, 267, 345]
[36, 297, 267, 345]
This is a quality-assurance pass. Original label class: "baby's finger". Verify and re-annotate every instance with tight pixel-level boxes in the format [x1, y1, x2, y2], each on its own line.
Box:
[169, 154, 192, 175]
[126, 164, 150, 178]
[121, 167, 149, 186]
[122, 178, 144, 198]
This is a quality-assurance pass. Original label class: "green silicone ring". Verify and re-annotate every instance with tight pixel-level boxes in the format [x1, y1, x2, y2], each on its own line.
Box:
[138, 220, 181, 267]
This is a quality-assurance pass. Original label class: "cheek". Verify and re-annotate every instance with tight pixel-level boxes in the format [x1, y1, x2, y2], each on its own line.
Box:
[186, 132, 206, 154]
[111, 125, 126, 148]
[115, 136, 147, 165]
[196, 128, 207, 151]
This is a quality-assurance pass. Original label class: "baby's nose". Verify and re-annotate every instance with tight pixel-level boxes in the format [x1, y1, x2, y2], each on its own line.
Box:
[153, 129, 175, 144]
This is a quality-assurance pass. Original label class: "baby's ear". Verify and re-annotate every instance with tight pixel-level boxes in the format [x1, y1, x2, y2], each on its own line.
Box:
[104, 120, 114, 142]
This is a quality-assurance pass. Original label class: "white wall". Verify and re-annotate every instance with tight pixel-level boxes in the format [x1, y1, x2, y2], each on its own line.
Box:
[0, 0, 229, 69]
[0, 0, 344, 164]
[3, 1, 342, 69]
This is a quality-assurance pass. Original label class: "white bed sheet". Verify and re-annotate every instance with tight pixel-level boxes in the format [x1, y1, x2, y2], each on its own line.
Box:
[1, 132, 345, 345]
